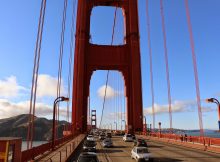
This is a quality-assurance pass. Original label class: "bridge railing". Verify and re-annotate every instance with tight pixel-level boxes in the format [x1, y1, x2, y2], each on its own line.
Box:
[144, 132, 220, 149]
[21, 134, 75, 162]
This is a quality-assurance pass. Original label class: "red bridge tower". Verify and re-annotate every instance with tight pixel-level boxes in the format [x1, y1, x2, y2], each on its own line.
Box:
[72, 0, 143, 134]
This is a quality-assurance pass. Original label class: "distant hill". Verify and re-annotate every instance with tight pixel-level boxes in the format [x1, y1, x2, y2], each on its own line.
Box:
[0, 114, 68, 141]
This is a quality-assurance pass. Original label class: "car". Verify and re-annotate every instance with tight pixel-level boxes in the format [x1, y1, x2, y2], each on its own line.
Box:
[77, 152, 99, 162]
[83, 140, 96, 152]
[123, 134, 133, 142]
[106, 132, 112, 138]
[99, 133, 105, 140]
[134, 139, 148, 147]
[131, 147, 153, 161]
[102, 138, 113, 147]
[132, 134, 136, 140]
[87, 135, 95, 141]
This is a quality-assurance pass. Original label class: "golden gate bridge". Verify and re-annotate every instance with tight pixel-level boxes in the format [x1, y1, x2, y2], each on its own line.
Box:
[0, 0, 220, 161]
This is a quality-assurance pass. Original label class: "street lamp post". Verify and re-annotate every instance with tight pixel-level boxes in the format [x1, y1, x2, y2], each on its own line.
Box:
[52, 96, 69, 150]
[110, 123, 112, 131]
[122, 120, 126, 131]
[158, 122, 162, 137]
[114, 122, 117, 131]
[206, 98, 220, 131]
[143, 116, 147, 133]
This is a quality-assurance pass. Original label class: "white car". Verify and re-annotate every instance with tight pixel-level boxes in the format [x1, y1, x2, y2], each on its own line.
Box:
[87, 135, 95, 141]
[123, 134, 133, 142]
[131, 147, 152, 161]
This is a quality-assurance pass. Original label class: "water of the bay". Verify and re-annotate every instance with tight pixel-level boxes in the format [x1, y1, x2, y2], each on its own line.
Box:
[22, 141, 47, 151]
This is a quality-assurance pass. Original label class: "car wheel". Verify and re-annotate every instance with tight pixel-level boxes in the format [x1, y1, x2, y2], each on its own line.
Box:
[149, 158, 154, 162]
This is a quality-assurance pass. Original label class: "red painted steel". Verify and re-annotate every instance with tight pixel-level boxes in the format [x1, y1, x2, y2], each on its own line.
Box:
[141, 133, 220, 153]
[72, 0, 143, 134]
[21, 135, 74, 162]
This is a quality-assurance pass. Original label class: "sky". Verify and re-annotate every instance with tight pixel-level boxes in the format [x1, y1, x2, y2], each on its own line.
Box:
[0, 0, 220, 131]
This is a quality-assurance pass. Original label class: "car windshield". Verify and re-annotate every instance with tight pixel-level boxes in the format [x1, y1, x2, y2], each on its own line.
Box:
[137, 148, 149, 153]
[78, 156, 98, 162]
[139, 141, 146, 144]
[84, 141, 96, 147]
[126, 134, 132, 137]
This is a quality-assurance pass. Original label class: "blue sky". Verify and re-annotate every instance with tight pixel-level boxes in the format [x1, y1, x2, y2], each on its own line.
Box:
[0, 0, 220, 131]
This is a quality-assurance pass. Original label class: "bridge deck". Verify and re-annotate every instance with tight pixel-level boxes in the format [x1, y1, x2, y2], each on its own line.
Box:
[94, 136, 220, 162]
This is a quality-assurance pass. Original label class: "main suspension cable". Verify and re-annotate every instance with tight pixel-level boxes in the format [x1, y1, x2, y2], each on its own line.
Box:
[99, 7, 118, 128]
[56, 0, 68, 138]
[67, 0, 77, 124]
[27, 0, 47, 149]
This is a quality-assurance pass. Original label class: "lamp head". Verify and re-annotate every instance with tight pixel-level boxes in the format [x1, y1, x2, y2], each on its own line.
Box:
[206, 98, 214, 103]
[61, 97, 69, 102]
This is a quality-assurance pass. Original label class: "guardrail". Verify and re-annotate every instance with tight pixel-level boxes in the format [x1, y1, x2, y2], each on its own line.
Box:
[21, 134, 75, 162]
[42, 134, 85, 162]
[141, 132, 220, 153]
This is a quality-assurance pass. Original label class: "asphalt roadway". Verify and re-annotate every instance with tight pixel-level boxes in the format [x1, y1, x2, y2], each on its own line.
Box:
[95, 136, 220, 162]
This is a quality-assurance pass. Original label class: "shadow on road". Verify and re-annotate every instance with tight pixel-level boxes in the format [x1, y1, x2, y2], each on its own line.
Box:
[153, 157, 183, 162]
[97, 149, 123, 153]
[148, 144, 164, 148]
[112, 145, 127, 148]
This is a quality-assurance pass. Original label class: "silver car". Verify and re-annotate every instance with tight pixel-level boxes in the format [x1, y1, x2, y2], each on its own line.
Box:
[131, 147, 153, 161]
[102, 138, 113, 147]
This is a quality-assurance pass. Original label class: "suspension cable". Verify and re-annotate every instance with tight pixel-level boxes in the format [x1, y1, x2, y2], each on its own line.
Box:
[184, 0, 204, 137]
[27, 0, 47, 149]
[160, 0, 173, 132]
[146, 0, 155, 132]
[99, 7, 118, 128]
[56, 0, 68, 138]
[67, 0, 77, 124]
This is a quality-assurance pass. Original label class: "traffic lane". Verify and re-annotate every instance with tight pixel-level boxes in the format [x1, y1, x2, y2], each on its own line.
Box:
[145, 138, 220, 162]
[96, 136, 135, 162]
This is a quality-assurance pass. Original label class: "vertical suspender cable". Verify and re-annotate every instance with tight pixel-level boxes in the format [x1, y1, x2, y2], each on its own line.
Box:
[100, 7, 118, 128]
[27, 0, 47, 149]
[146, 0, 155, 131]
[67, 0, 77, 125]
[184, 0, 204, 137]
[56, 0, 68, 138]
[120, 74, 123, 131]
[160, 0, 173, 132]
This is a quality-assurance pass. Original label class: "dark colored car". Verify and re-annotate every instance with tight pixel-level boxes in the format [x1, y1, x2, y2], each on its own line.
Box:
[102, 138, 113, 147]
[106, 132, 112, 138]
[77, 152, 99, 162]
[134, 139, 148, 147]
[83, 140, 96, 152]
[99, 133, 105, 140]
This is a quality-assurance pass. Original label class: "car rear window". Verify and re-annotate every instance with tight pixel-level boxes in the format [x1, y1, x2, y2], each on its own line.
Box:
[78, 156, 98, 162]
[137, 148, 149, 153]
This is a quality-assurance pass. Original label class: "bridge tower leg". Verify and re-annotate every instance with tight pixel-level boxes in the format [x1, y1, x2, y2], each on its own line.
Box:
[72, 0, 143, 134]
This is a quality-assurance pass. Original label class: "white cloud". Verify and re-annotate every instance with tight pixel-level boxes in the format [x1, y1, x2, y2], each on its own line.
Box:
[0, 99, 68, 119]
[37, 74, 66, 98]
[143, 100, 215, 115]
[0, 76, 27, 98]
[97, 85, 117, 99]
